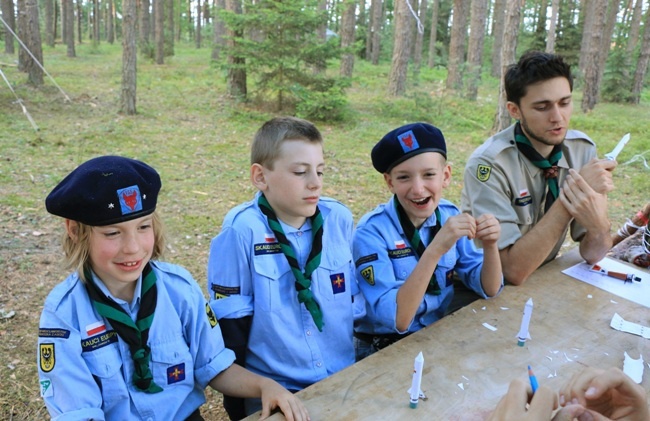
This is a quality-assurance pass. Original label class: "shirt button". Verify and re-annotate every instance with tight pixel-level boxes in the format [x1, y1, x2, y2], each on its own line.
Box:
[401, 271, 407, 277]
[316, 362, 322, 367]
[306, 330, 312, 336]
[297, 231, 303, 236]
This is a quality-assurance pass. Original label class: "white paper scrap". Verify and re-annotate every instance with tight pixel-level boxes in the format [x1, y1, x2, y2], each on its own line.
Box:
[457, 383, 464, 390]
[610, 313, 650, 339]
[500, 307, 509, 310]
[623, 352, 644, 384]
[482, 322, 497, 331]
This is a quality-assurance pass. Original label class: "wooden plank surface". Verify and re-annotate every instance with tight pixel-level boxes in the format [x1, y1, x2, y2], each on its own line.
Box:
[246, 248, 650, 420]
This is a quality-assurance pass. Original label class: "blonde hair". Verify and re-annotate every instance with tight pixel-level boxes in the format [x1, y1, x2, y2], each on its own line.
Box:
[62, 212, 166, 282]
[251, 116, 323, 169]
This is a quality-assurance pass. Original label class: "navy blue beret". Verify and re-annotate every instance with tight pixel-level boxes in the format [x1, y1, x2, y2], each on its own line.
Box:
[46, 156, 161, 226]
[371, 123, 447, 173]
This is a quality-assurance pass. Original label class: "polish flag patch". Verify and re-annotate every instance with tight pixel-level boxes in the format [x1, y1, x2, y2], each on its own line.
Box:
[264, 233, 276, 243]
[394, 240, 406, 249]
[86, 322, 106, 336]
[519, 189, 530, 197]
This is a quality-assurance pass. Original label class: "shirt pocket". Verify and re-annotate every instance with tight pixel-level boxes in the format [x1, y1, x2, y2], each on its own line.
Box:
[252, 253, 292, 312]
[391, 255, 416, 282]
[150, 338, 194, 389]
[316, 248, 353, 301]
[83, 345, 128, 411]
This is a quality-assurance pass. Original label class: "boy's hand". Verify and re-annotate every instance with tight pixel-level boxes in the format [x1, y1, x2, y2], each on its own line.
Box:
[474, 213, 500, 246]
[259, 377, 310, 421]
[488, 378, 563, 420]
[434, 213, 477, 253]
[560, 170, 609, 232]
[558, 367, 648, 421]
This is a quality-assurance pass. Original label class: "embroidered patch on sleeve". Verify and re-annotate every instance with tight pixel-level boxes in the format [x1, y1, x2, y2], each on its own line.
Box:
[39, 343, 55, 373]
[477, 164, 492, 182]
[330, 273, 346, 294]
[211, 284, 240, 300]
[40, 379, 53, 398]
[361, 266, 375, 286]
[355, 253, 378, 267]
[38, 328, 70, 339]
[167, 363, 186, 384]
[205, 303, 218, 328]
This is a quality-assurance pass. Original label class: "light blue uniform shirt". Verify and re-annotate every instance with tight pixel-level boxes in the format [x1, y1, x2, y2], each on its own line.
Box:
[37, 261, 235, 421]
[353, 196, 503, 335]
[207, 193, 358, 391]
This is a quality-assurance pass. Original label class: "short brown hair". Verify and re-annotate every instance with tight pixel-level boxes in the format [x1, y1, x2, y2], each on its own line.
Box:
[251, 116, 323, 169]
[62, 212, 166, 282]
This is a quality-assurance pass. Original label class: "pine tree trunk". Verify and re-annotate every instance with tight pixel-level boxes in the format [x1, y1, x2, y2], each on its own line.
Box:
[412, 0, 426, 80]
[387, 0, 412, 96]
[546, 0, 560, 53]
[211, 0, 225, 60]
[630, 4, 650, 104]
[93, 0, 99, 46]
[76, 0, 81, 43]
[493, 0, 521, 132]
[490, 0, 505, 77]
[465, 0, 487, 100]
[44, 0, 54, 47]
[121, 0, 137, 114]
[107, 0, 114, 43]
[17, 0, 27, 71]
[196, 0, 201, 48]
[339, 0, 356, 78]
[139, 0, 151, 48]
[154, 0, 164, 63]
[370, 0, 382, 65]
[427, 0, 439, 68]
[446, 0, 469, 92]
[2, 0, 16, 54]
[626, 0, 644, 55]
[65, 0, 75, 56]
[24, 0, 44, 85]
[165, 0, 174, 55]
[581, 0, 607, 112]
[225, 0, 246, 98]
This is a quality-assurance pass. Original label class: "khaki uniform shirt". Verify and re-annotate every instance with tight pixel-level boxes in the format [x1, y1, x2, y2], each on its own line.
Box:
[460, 123, 597, 264]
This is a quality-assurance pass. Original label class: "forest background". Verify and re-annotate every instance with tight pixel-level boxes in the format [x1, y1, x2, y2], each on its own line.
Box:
[1, 0, 650, 419]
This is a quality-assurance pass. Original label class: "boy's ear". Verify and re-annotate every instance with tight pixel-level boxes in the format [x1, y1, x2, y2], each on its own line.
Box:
[250, 163, 267, 191]
[65, 219, 79, 242]
[506, 101, 521, 120]
[442, 163, 452, 188]
[383, 172, 395, 193]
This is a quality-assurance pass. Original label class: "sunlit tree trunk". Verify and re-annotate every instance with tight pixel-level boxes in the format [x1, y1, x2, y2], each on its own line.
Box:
[446, 0, 469, 92]
[581, 0, 607, 112]
[121, 0, 137, 114]
[44, 0, 54, 47]
[388, 0, 412, 96]
[64, 0, 75, 56]
[196, 0, 201, 48]
[494, 0, 522, 132]
[546, 0, 560, 52]
[211, 0, 226, 60]
[154, 0, 164, 63]
[626, 0, 644, 55]
[630, 4, 650, 104]
[24, 0, 44, 85]
[139, 0, 151, 49]
[339, 0, 356, 77]
[465, 0, 487, 100]
[490, 0, 505, 77]
[226, 0, 246, 98]
[370, 0, 382, 65]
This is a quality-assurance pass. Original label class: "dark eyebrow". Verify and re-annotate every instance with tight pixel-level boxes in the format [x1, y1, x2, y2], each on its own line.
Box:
[531, 95, 572, 106]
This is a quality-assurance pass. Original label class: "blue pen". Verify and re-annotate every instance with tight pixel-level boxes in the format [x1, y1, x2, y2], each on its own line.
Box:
[528, 365, 539, 393]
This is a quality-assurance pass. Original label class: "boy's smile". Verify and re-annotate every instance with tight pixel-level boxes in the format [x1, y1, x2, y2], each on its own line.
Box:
[384, 152, 451, 228]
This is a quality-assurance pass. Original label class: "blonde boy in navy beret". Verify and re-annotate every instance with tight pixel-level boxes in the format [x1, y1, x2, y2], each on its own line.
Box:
[38, 155, 308, 421]
[353, 123, 504, 359]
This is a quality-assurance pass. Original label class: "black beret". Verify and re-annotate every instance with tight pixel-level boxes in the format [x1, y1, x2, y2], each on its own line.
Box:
[371, 123, 447, 173]
[46, 156, 161, 226]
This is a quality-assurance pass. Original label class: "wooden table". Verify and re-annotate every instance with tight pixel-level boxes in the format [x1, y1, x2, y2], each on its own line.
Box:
[247, 248, 650, 420]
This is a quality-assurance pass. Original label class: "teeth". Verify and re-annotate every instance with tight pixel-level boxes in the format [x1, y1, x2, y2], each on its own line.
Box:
[412, 198, 428, 205]
[122, 262, 138, 267]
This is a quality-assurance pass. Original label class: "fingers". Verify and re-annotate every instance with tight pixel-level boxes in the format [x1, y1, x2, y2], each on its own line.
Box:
[527, 385, 558, 419]
[578, 159, 615, 194]
[475, 214, 501, 243]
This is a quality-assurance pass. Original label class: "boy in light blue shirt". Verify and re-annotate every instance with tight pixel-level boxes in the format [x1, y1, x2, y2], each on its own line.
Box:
[208, 117, 362, 419]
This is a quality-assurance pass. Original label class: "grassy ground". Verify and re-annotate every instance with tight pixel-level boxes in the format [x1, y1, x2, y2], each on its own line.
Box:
[0, 41, 648, 420]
